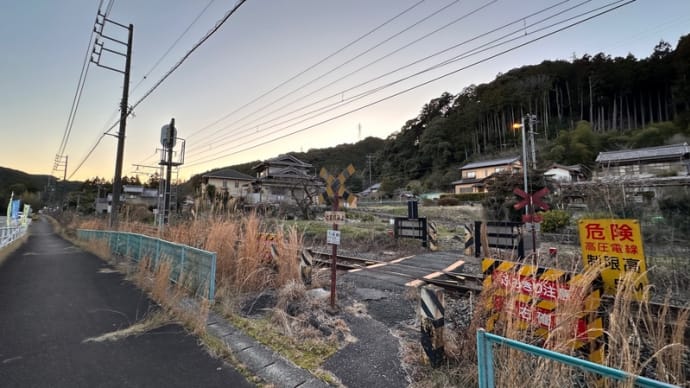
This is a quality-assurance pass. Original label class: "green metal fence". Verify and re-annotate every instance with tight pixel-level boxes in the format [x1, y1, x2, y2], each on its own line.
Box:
[77, 229, 216, 301]
[476, 329, 678, 388]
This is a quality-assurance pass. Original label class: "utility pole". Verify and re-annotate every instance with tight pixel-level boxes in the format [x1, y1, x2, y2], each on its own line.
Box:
[92, 12, 133, 230]
[53, 155, 68, 210]
[366, 154, 373, 188]
[519, 115, 528, 209]
[528, 114, 537, 167]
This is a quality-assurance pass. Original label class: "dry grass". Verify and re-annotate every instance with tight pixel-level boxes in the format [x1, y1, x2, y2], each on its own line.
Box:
[606, 271, 689, 386]
[72, 212, 311, 339]
[159, 213, 305, 303]
[439, 258, 690, 387]
[82, 311, 171, 343]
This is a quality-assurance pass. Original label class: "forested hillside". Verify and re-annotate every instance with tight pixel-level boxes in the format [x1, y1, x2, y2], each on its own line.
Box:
[0, 167, 52, 214]
[200, 35, 690, 195]
[373, 35, 690, 191]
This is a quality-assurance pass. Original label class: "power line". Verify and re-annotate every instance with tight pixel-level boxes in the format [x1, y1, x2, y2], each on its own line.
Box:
[54, 0, 105, 162]
[186, 0, 461, 146]
[187, 0, 498, 155]
[185, 0, 428, 140]
[183, 0, 589, 162]
[184, 0, 583, 160]
[182, 0, 636, 169]
[130, 0, 217, 94]
[105, 0, 115, 16]
[67, 0, 249, 180]
[128, 0, 248, 115]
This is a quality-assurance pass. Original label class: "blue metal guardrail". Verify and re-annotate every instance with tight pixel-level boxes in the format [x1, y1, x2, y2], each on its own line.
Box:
[77, 229, 216, 301]
[476, 329, 678, 388]
[0, 224, 29, 249]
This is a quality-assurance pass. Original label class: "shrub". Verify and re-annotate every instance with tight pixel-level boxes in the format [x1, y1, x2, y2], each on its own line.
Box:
[438, 197, 460, 206]
[658, 192, 690, 233]
[541, 210, 571, 233]
[453, 192, 487, 202]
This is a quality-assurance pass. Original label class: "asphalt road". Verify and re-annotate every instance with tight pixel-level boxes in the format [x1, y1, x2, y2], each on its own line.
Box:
[0, 217, 252, 388]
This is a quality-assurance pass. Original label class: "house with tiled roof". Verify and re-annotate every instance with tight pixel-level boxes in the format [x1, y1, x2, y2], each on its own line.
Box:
[544, 163, 587, 182]
[451, 156, 522, 194]
[249, 154, 321, 204]
[201, 167, 255, 199]
[594, 143, 690, 180]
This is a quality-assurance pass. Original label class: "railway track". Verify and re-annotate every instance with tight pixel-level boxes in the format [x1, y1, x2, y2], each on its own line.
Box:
[307, 249, 484, 292]
[307, 249, 688, 340]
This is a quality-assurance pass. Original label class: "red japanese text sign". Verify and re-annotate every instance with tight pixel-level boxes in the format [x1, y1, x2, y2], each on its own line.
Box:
[578, 218, 648, 301]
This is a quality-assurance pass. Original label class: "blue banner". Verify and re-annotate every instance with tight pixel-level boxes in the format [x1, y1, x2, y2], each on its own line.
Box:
[11, 199, 21, 220]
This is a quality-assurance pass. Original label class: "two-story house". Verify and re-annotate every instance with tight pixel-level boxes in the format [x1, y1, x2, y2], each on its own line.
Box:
[452, 156, 522, 194]
[201, 168, 255, 200]
[249, 154, 321, 204]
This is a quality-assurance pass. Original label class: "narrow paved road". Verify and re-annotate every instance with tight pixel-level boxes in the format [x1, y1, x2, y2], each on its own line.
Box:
[0, 217, 252, 388]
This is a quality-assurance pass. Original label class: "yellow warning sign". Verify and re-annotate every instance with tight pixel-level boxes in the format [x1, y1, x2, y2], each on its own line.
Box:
[578, 218, 648, 301]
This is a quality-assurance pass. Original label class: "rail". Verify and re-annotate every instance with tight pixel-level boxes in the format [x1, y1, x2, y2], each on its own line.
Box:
[76, 229, 216, 301]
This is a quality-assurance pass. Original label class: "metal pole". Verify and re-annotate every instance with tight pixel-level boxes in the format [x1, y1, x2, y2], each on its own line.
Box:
[527, 115, 537, 254]
[110, 23, 133, 230]
[330, 195, 339, 308]
[528, 115, 537, 167]
[164, 118, 175, 225]
[521, 115, 536, 256]
[521, 115, 528, 213]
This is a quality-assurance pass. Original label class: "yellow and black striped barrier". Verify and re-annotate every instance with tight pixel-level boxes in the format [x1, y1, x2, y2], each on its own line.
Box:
[481, 258, 605, 363]
[427, 221, 438, 252]
[420, 285, 444, 368]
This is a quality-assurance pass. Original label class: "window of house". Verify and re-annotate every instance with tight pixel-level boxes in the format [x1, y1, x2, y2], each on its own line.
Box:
[495, 167, 505, 173]
[222, 180, 228, 188]
[466, 171, 476, 178]
[235, 181, 240, 188]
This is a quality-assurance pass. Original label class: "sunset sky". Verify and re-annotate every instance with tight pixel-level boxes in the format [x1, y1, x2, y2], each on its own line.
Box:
[1, 0, 689, 182]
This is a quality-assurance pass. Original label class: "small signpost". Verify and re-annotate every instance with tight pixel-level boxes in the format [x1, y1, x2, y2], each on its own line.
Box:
[324, 211, 346, 225]
[319, 164, 356, 308]
[326, 229, 341, 245]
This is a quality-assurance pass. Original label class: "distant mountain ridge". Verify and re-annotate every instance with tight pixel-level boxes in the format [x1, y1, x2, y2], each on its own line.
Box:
[0, 166, 52, 194]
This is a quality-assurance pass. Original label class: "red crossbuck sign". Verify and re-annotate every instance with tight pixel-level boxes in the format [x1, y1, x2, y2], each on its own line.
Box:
[513, 187, 550, 211]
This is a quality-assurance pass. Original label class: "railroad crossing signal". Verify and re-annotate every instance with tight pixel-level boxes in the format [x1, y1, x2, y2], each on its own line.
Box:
[319, 164, 356, 206]
[318, 163, 356, 308]
[513, 187, 550, 211]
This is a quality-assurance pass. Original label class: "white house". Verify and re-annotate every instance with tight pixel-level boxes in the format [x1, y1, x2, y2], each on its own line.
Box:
[544, 164, 586, 182]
